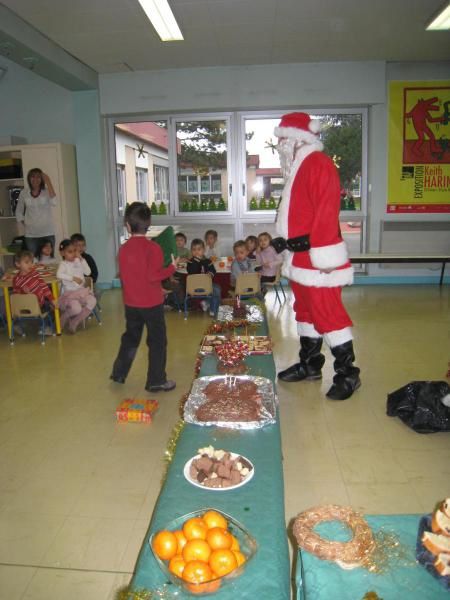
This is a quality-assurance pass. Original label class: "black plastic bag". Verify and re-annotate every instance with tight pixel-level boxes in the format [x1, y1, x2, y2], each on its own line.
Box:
[386, 381, 450, 433]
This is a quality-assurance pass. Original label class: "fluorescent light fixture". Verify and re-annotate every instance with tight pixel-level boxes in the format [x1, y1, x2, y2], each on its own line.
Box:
[137, 0, 184, 41]
[426, 1, 450, 30]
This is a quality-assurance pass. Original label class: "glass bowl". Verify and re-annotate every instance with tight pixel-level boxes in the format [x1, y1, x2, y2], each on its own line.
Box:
[149, 508, 258, 596]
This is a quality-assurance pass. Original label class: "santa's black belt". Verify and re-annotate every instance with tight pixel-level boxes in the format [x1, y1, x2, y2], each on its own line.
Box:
[270, 235, 310, 254]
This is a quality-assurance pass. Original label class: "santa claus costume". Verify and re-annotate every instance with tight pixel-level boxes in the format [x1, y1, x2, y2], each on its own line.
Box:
[273, 112, 361, 401]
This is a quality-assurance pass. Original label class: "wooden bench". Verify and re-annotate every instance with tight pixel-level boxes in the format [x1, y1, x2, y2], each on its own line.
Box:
[350, 254, 449, 286]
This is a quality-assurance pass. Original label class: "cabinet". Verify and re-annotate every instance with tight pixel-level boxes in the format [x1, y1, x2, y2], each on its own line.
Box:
[0, 143, 80, 268]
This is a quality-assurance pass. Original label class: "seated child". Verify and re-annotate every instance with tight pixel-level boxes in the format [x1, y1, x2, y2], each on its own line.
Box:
[34, 238, 58, 265]
[204, 229, 221, 260]
[230, 240, 256, 288]
[71, 233, 98, 283]
[12, 250, 55, 334]
[57, 239, 97, 333]
[187, 239, 221, 317]
[256, 232, 282, 286]
[245, 235, 258, 260]
[175, 232, 189, 259]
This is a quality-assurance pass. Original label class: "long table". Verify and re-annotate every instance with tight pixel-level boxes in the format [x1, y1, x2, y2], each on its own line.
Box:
[296, 514, 449, 600]
[130, 317, 290, 598]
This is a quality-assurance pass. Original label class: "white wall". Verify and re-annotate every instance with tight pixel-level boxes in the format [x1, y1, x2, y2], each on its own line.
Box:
[0, 56, 74, 144]
[100, 60, 450, 282]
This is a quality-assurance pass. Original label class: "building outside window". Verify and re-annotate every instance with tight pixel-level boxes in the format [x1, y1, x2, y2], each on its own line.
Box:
[136, 167, 148, 202]
[154, 165, 169, 203]
[116, 164, 126, 215]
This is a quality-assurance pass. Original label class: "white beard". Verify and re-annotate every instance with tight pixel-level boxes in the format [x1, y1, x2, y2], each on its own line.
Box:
[277, 138, 301, 180]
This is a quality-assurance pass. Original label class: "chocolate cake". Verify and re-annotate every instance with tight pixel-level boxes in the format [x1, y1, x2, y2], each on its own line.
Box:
[196, 379, 262, 422]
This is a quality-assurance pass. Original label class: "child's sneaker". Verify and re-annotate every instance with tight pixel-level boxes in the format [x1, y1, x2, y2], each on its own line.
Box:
[200, 300, 208, 312]
[145, 380, 176, 392]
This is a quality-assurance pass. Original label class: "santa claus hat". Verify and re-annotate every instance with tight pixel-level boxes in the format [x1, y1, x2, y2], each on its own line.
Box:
[274, 112, 322, 144]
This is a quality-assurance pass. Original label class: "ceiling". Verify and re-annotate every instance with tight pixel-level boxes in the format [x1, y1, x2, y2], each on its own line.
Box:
[2, 0, 450, 74]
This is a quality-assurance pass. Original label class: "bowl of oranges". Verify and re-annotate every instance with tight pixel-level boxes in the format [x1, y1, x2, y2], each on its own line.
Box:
[150, 508, 257, 596]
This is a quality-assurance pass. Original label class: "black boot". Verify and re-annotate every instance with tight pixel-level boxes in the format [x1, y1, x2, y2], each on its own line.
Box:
[326, 341, 361, 401]
[278, 336, 325, 382]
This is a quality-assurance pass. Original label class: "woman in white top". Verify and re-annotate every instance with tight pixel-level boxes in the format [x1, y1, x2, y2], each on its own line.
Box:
[16, 168, 57, 255]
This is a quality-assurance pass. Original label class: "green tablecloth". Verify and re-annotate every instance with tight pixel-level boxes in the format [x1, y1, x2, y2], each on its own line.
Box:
[131, 319, 290, 598]
[296, 514, 448, 600]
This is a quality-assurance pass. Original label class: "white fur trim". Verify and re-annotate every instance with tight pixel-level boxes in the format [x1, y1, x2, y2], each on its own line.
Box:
[274, 126, 319, 145]
[282, 253, 354, 287]
[297, 321, 322, 338]
[324, 327, 353, 348]
[441, 394, 450, 407]
[310, 241, 349, 270]
[276, 141, 324, 238]
[309, 119, 322, 134]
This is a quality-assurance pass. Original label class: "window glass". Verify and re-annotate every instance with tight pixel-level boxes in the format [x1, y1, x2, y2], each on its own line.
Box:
[114, 121, 169, 215]
[176, 120, 228, 212]
[244, 113, 363, 213]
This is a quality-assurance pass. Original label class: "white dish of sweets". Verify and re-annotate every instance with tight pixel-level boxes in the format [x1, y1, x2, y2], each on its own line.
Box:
[183, 446, 254, 491]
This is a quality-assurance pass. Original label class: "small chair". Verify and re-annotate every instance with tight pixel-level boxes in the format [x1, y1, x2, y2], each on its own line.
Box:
[233, 273, 262, 300]
[10, 293, 54, 345]
[184, 274, 213, 320]
[263, 265, 286, 303]
[84, 276, 102, 326]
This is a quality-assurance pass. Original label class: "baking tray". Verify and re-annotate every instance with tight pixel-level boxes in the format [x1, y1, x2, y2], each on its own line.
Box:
[200, 335, 272, 355]
[184, 375, 277, 430]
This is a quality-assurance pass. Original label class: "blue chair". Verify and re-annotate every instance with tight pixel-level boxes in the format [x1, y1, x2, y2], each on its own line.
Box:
[184, 274, 213, 320]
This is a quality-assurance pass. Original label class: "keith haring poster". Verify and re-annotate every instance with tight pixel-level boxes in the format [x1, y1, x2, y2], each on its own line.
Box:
[388, 81, 450, 213]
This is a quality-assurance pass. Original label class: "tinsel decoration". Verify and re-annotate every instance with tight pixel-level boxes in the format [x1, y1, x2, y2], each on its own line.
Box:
[362, 529, 416, 574]
[161, 419, 185, 484]
[117, 586, 177, 600]
[194, 354, 203, 376]
[361, 593, 383, 600]
[446, 362, 450, 378]
[179, 392, 189, 418]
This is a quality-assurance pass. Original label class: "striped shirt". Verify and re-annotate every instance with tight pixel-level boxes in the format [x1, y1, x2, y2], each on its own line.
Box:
[13, 269, 54, 307]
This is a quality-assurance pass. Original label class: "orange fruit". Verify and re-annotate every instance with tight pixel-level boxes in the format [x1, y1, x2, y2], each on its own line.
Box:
[233, 550, 246, 567]
[230, 535, 240, 551]
[182, 539, 212, 563]
[168, 554, 186, 578]
[206, 527, 233, 550]
[183, 517, 208, 541]
[152, 530, 178, 560]
[186, 578, 221, 595]
[182, 560, 213, 583]
[209, 549, 238, 577]
[202, 510, 228, 530]
[174, 530, 187, 554]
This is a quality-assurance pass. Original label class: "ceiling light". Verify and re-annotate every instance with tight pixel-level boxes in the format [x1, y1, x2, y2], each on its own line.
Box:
[137, 0, 184, 41]
[426, 1, 450, 30]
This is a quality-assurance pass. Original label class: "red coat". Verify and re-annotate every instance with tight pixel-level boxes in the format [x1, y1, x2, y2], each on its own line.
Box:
[276, 144, 353, 288]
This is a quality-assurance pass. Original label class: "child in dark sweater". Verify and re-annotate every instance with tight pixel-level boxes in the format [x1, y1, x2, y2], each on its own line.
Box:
[186, 238, 221, 317]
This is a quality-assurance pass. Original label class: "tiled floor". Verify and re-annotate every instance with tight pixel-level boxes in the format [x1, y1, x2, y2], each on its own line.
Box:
[0, 285, 449, 598]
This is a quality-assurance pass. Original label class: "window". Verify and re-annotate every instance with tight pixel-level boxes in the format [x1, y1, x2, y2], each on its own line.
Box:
[176, 119, 229, 213]
[154, 165, 169, 204]
[136, 168, 148, 202]
[116, 164, 126, 215]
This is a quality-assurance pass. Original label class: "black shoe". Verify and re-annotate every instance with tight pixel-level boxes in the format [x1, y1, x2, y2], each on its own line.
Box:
[278, 362, 323, 382]
[145, 380, 176, 393]
[278, 336, 325, 382]
[110, 374, 125, 384]
[326, 340, 361, 401]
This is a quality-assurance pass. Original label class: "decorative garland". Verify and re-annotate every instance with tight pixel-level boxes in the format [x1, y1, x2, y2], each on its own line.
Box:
[161, 419, 185, 485]
[117, 587, 177, 600]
